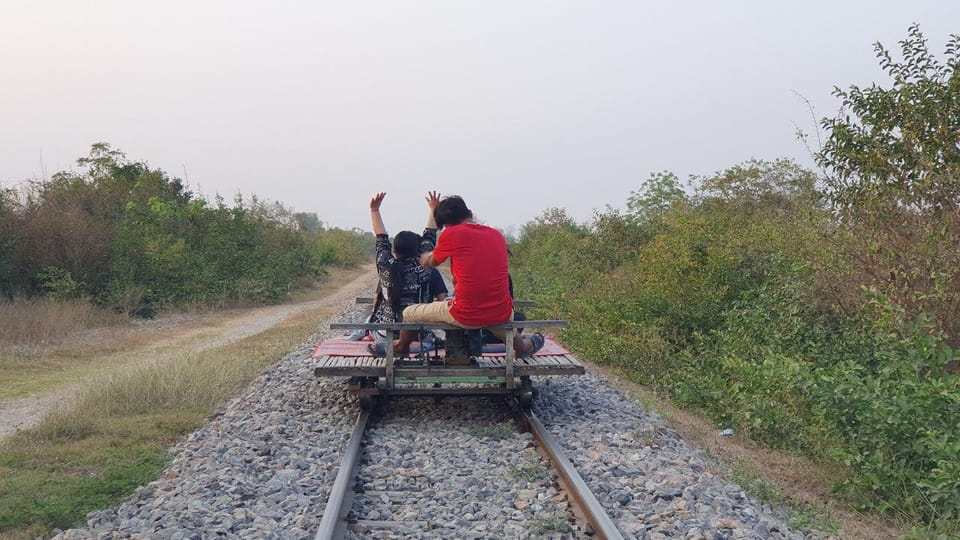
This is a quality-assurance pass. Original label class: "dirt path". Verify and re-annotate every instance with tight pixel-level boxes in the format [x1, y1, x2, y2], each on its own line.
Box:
[0, 266, 377, 439]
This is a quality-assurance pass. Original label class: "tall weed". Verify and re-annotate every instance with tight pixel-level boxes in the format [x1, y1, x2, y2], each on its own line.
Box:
[0, 299, 122, 347]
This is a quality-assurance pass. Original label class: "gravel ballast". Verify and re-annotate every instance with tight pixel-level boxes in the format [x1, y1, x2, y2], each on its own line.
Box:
[348, 397, 575, 539]
[54, 301, 824, 539]
[534, 374, 823, 539]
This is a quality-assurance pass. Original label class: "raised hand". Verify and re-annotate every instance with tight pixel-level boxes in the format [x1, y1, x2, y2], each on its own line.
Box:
[425, 191, 441, 211]
[370, 192, 386, 211]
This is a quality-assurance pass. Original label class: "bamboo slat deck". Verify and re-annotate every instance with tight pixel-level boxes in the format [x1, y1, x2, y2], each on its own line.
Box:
[312, 353, 585, 378]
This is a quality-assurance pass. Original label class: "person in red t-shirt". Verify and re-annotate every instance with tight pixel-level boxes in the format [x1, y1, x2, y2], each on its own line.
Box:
[398, 195, 543, 358]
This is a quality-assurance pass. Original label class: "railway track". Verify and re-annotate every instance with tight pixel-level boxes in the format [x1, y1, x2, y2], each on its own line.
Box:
[49, 302, 816, 540]
[315, 397, 624, 540]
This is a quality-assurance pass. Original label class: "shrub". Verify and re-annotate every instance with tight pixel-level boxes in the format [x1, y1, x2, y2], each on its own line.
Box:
[811, 295, 960, 519]
[0, 143, 369, 312]
[509, 26, 960, 526]
[818, 25, 960, 343]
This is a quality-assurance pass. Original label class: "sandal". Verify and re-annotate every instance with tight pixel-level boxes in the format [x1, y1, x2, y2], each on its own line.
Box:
[346, 328, 368, 341]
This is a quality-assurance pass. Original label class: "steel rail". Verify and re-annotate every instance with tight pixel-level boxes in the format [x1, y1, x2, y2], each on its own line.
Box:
[315, 405, 620, 539]
[315, 409, 370, 540]
[522, 408, 625, 540]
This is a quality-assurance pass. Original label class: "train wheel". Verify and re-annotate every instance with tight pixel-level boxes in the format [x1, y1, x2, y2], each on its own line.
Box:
[359, 395, 375, 411]
[518, 390, 535, 410]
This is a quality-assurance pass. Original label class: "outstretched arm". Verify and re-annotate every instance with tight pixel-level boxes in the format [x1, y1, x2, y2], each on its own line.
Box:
[370, 192, 387, 235]
[425, 190, 440, 230]
[419, 191, 441, 254]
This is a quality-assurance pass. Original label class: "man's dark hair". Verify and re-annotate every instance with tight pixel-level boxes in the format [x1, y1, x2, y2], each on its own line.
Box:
[392, 230, 422, 259]
[433, 196, 473, 229]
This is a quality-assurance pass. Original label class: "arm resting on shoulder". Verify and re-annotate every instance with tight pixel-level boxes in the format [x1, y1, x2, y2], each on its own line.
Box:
[420, 251, 440, 268]
[420, 227, 437, 253]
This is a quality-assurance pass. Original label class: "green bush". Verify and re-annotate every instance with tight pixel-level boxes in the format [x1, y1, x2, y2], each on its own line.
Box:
[35, 267, 82, 300]
[812, 296, 959, 518]
[512, 150, 960, 525]
[817, 25, 960, 342]
[0, 144, 370, 312]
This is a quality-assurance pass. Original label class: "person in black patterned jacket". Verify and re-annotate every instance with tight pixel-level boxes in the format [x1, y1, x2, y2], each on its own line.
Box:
[368, 191, 441, 325]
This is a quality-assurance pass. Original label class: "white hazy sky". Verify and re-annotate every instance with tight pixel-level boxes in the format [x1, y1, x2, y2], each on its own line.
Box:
[1, 2, 958, 233]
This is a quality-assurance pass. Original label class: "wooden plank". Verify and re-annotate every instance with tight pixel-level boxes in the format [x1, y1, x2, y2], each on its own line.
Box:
[514, 366, 584, 376]
[329, 320, 566, 331]
[314, 366, 386, 376]
[351, 520, 431, 529]
[356, 297, 533, 308]
[505, 327, 516, 390]
[385, 330, 395, 390]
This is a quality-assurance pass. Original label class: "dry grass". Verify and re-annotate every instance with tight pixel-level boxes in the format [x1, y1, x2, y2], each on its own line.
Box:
[0, 299, 125, 348]
[0, 267, 373, 404]
[0, 526, 47, 540]
[0, 266, 374, 537]
[36, 296, 341, 438]
[30, 347, 275, 444]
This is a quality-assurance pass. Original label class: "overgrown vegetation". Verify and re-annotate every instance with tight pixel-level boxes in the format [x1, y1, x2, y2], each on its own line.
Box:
[0, 281, 349, 538]
[0, 144, 373, 315]
[512, 26, 960, 529]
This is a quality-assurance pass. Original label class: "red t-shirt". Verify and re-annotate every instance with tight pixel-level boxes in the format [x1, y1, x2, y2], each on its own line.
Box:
[432, 223, 513, 327]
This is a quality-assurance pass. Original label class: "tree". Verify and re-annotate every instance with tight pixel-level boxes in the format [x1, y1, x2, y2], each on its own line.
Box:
[0, 188, 18, 296]
[519, 208, 584, 241]
[294, 212, 324, 233]
[76, 142, 127, 179]
[817, 25, 960, 342]
[818, 24, 960, 215]
[695, 158, 821, 210]
[626, 171, 686, 225]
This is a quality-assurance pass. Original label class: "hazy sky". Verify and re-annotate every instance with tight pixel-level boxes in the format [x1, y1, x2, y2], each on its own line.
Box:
[2, 2, 958, 233]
